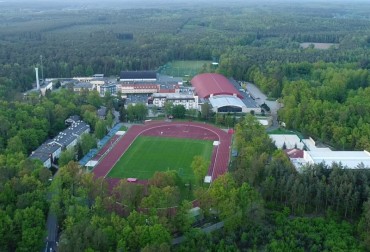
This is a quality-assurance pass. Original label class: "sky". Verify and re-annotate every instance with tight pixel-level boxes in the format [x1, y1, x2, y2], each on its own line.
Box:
[1, 0, 369, 11]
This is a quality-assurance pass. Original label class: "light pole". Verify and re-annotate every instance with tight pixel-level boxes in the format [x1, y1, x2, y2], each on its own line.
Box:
[40, 55, 44, 85]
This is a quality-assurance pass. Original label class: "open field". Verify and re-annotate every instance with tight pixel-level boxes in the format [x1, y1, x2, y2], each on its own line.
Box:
[107, 136, 213, 181]
[159, 60, 212, 78]
[300, 42, 339, 50]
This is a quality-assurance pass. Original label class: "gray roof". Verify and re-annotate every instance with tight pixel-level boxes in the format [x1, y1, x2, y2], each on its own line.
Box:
[101, 83, 117, 88]
[228, 78, 259, 108]
[74, 82, 93, 89]
[97, 107, 107, 117]
[29, 119, 90, 166]
[54, 121, 90, 148]
[65, 115, 81, 124]
[30, 152, 50, 163]
[120, 71, 157, 80]
[29, 140, 61, 162]
[152, 93, 195, 101]
[241, 95, 260, 108]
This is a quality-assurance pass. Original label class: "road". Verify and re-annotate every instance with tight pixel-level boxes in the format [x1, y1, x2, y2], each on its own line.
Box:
[172, 221, 224, 245]
[44, 211, 58, 252]
[246, 82, 281, 130]
[43, 180, 59, 252]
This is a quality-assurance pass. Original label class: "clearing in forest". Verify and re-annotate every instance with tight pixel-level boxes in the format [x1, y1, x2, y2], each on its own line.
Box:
[300, 42, 339, 50]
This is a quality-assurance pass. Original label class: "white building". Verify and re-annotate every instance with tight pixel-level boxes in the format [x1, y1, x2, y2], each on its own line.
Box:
[269, 134, 305, 149]
[152, 93, 199, 110]
[273, 134, 370, 170]
[73, 77, 106, 93]
[303, 150, 370, 169]
[118, 84, 159, 95]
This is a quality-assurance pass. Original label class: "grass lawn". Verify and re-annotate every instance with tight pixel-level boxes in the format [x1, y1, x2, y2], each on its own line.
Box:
[159, 60, 212, 78]
[107, 136, 213, 182]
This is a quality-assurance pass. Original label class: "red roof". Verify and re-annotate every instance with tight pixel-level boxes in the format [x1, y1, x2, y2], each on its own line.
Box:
[284, 149, 304, 159]
[191, 73, 243, 99]
[159, 89, 176, 93]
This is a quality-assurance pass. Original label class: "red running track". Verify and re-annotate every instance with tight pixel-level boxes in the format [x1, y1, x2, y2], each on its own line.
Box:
[93, 121, 232, 188]
[91, 134, 121, 162]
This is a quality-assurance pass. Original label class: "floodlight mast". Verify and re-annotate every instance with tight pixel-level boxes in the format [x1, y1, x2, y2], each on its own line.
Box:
[40, 55, 44, 85]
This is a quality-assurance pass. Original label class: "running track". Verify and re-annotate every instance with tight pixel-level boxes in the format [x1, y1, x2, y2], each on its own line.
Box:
[93, 121, 232, 188]
[91, 135, 121, 162]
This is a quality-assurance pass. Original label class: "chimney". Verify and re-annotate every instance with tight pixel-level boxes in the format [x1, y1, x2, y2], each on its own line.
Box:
[35, 68, 40, 90]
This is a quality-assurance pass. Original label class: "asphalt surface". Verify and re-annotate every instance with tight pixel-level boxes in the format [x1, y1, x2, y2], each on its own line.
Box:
[44, 211, 58, 252]
[246, 83, 281, 130]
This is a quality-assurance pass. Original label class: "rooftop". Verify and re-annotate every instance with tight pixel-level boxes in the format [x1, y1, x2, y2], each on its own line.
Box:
[54, 121, 90, 147]
[65, 115, 81, 125]
[228, 79, 260, 108]
[191, 73, 243, 99]
[285, 148, 304, 159]
[152, 93, 195, 100]
[269, 134, 305, 149]
[30, 151, 50, 163]
[120, 71, 157, 80]
[119, 84, 159, 90]
[74, 82, 93, 89]
[307, 150, 370, 169]
[97, 107, 107, 117]
[208, 95, 246, 109]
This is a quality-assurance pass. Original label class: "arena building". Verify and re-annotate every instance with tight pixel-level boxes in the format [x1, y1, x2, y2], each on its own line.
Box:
[191, 73, 261, 113]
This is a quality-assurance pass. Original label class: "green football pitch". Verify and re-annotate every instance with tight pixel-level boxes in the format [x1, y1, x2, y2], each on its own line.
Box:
[159, 60, 212, 78]
[107, 136, 213, 181]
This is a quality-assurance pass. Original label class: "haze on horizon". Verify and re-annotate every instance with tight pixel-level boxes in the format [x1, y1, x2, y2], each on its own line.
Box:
[1, 0, 369, 10]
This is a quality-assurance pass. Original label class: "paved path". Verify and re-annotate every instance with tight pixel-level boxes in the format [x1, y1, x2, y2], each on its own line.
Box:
[172, 221, 224, 245]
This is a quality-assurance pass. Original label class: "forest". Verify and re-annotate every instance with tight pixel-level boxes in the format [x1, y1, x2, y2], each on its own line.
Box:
[0, 0, 370, 251]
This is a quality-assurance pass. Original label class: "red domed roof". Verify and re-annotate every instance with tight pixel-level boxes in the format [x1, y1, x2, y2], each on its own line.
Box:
[191, 73, 243, 99]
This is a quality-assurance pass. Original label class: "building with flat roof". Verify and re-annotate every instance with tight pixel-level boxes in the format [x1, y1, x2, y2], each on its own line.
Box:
[118, 84, 159, 96]
[272, 134, 370, 170]
[73, 82, 94, 93]
[303, 150, 370, 169]
[120, 71, 157, 82]
[151, 93, 198, 110]
[73, 77, 107, 93]
[100, 84, 117, 96]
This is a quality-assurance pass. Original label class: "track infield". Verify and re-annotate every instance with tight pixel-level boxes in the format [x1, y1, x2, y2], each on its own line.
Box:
[93, 121, 232, 189]
[107, 136, 213, 181]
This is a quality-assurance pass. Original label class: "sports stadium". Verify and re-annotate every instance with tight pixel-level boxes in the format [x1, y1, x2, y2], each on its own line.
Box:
[92, 121, 232, 188]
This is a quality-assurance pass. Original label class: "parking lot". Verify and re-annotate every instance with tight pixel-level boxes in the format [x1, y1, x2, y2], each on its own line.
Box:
[246, 82, 281, 128]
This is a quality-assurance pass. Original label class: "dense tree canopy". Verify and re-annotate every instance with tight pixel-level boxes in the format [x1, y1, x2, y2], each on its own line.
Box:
[1, 1, 370, 250]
